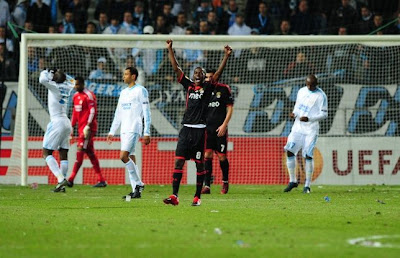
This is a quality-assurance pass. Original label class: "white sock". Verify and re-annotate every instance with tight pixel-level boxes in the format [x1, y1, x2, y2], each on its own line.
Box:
[125, 158, 139, 192]
[305, 159, 314, 187]
[45, 155, 64, 183]
[60, 160, 68, 178]
[286, 156, 296, 183]
[134, 164, 144, 186]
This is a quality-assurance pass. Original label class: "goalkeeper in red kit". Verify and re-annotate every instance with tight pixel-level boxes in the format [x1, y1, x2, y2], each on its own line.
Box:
[67, 76, 107, 187]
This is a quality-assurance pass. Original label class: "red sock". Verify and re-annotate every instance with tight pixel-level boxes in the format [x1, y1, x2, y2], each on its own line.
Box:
[69, 150, 84, 182]
[88, 152, 105, 182]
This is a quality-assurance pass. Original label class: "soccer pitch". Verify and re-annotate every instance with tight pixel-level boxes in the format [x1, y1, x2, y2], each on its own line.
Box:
[0, 185, 399, 257]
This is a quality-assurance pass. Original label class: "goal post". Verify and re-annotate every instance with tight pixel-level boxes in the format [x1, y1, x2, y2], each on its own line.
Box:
[7, 33, 400, 186]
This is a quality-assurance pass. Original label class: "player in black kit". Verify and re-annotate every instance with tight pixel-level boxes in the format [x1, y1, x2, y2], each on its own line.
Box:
[201, 69, 234, 195]
[163, 39, 232, 206]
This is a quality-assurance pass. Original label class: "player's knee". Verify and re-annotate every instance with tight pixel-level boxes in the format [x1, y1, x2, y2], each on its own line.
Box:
[42, 149, 52, 159]
[174, 159, 185, 170]
[204, 151, 213, 159]
[120, 152, 129, 163]
[59, 148, 68, 160]
[287, 151, 295, 157]
[196, 162, 205, 172]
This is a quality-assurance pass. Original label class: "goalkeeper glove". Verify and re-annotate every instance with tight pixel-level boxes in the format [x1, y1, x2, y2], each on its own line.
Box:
[83, 125, 90, 138]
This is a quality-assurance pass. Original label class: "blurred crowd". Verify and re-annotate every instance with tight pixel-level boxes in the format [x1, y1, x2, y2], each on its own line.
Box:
[1, 0, 400, 81]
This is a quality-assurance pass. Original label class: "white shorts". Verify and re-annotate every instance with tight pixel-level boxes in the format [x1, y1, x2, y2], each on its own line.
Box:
[43, 118, 72, 150]
[284, 132, 318, 158]
[120, 132, 140, 155]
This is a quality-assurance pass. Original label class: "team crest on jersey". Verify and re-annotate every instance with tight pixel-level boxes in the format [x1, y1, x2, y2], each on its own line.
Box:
[216, 92, 221, 98]
[199, 88, 204, 94]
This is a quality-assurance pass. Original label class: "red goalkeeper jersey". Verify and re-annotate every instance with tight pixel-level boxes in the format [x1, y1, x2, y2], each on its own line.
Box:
[71, 89, 98, 133]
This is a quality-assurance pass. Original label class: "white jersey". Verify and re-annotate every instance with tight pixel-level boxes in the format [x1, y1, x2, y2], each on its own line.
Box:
[39, 70, 74, 121]
[109, 84, 151, 136]
[291, 86, 328, 135]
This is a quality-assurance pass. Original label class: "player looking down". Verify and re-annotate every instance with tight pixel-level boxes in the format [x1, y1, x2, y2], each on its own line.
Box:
[283, 74, 328, 193]
[39, 68, 74, 192]
[201, 68, 234, 195]
[68, 76, 107, 188]
[163, 39, 232, 206]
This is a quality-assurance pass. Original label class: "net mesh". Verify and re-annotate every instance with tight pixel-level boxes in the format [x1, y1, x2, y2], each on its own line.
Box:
[6, 35, 400, 185]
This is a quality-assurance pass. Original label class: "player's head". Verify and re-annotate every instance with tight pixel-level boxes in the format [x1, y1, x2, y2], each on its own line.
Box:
[74, 76, 85, 92]
[205, 68, 216, 82]
[306, 74, 317, 91]
[124, 67, 138, 84]
[53, 70, 66, 83]
[193, 67, 206, 85]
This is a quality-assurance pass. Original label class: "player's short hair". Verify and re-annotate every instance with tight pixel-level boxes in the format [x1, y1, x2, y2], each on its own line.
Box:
[125, 66, 139, 78]
[206, 68, 216, 74]
[75, 76, 85, 85]
[53, 70, 66, 83]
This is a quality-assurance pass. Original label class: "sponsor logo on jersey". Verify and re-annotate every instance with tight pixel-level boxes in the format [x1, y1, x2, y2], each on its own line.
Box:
[189, 92, 203, 99]
[216, 92, 221, 98]
[122, 103, 132, 109]
[208, 101, 220, 107]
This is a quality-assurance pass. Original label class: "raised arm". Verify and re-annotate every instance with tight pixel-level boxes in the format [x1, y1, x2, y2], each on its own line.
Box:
[212, 45, 232, 82]
[166, 39, 183, 79]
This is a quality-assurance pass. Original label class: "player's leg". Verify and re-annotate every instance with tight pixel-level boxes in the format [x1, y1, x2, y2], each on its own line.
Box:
[121, 133, 142, 198]
[86, 134, 107, 187]
[216, 133, 229, 194]
[191, 128, 207, 206]
[283, 132, 302, 192]
[68, 133, 86, 186]
[129, 154, 144, 197]
[164, 127, 189, 206]
[202, 149, 213, 194]
[42, 120, 68, 192]
[302, 134, 318, 194]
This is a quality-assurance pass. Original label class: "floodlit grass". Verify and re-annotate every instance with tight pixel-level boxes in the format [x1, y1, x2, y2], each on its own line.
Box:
[0, 184, 399, 257]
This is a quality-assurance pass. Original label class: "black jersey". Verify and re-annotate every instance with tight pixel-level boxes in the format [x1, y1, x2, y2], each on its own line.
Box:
[206, 83, 234, 130]
[178, 73, 216, 125]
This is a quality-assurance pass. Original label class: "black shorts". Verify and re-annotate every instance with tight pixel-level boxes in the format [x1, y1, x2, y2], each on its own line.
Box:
[175, 126, 206, 161]
[205, 128, 228, 155]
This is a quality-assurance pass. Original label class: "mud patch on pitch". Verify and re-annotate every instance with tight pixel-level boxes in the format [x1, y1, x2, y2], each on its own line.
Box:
[348, 235, 400, 248]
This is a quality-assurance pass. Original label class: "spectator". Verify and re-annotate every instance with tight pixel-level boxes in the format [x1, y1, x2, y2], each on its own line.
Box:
[329, 0, 358, 34]
[0, 43, 16, 80]
[276, 19, 296, 35]
[389, 11, 400, 34]
[283, 51, 315, 78]
[222, 0, 239, 33]
[86, 21, 97, 34]
[198, 20, 210, 35]
[207, 11, 221, 35]
[338, 26, 347, 35]
[133, 1, 151, 34]
[89, 57, 114, 79]
[193, 0, 213, 22]
[290, 0, 315, 35]
[249, 1, 274, 35]
[12, 0, 30, 27]
[228, 13, 251, 35]
[357, 4, 374, 34]
[211, 0, 224, 18]
[163, 3, 176, 28]
[251, 28, 260, 35]
[370, 13, 391, 35]
[70, 0, 89, 33]
[23, 21, 34, 33]
[170, 12, 188, 35]
[26, 0, 52, 33]
[121, 11, 139, 34]
[103, 16, 127, 34]
[27, 47, 39, 73]
[0, 0, 11, 27]
[97, 12, 109, 34]
[58, 10, 76, 33]
[0, 26, 13, 54]
[154, 15, 170, 34]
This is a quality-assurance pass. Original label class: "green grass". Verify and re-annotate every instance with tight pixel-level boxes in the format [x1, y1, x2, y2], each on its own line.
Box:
[0, 184, 399, 257]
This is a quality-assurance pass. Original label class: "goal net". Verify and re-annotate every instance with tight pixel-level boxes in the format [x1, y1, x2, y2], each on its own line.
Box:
[4, 34, 400, 186]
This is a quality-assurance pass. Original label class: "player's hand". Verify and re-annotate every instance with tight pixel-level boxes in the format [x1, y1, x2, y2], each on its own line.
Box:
[224, 45, 232, 56]
[83, 125, 90, 138]
[143, 136, 151, 145]
[166, 39, 173, 49]
[107, 134, 113, 144]
[216, 124, 227, 137]
[289, 113, 296, 119]
[300, 116, 309, 122]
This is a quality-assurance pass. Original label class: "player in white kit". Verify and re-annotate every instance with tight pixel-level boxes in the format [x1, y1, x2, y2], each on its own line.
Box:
[107, 67, 151, 199]
[283, 75, 328, 193]
[39, 69, 74, 192]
